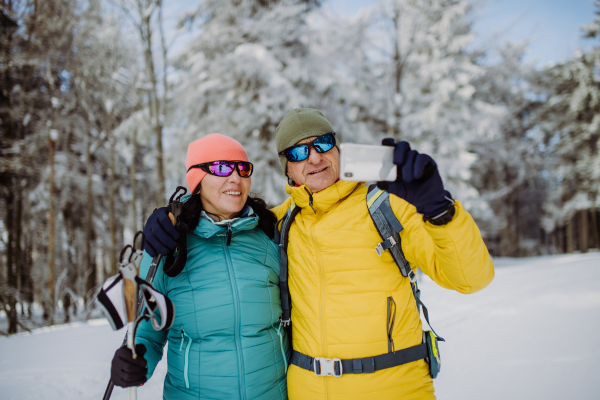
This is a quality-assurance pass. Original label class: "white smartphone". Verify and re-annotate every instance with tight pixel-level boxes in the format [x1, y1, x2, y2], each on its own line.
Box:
[339, 143, 397, 182]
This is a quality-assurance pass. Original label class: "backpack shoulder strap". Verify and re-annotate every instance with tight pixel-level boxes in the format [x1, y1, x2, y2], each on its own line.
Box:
[366, 184, 415, 282]
[275, 202, 301, 326]
[367, 185, 444, 341]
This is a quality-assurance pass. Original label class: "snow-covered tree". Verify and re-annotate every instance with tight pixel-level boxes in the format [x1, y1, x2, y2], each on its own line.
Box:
[170, 0, 321, 203]
[354, 0, 504, 211]
[469, 42, 549, 255]
[529, 5, 600, 252]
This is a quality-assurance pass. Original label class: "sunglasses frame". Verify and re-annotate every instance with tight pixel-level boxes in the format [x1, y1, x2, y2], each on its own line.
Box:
[187, 160, 254, 178]
[278, 132, 337, 162]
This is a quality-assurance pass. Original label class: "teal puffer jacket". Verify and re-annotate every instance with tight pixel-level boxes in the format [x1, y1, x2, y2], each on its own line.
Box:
[136, 211, 288, 400]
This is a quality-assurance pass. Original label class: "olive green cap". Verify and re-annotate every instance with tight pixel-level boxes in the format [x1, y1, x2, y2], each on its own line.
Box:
[275, 108, 340, 175]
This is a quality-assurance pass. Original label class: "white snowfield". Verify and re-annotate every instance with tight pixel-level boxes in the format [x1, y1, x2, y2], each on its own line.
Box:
[0, 253, 598, 400]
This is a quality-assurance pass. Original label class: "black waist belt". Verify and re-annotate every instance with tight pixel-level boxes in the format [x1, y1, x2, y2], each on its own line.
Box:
[290, 344, 428, 377]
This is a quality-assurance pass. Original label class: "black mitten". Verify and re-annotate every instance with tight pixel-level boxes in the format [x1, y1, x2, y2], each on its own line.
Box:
[111, 343, 148, 388]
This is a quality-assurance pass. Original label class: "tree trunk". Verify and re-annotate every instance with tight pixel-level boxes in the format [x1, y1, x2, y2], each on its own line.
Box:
[47, 134, 56, 324]
[512, 196, 520, 257]
[108, 116, 117, 275]
[15, 178, 23, 315]
[5, 190, 18, 334]
[566, 216, 574, 253]
[590, 207, 599, 250]
[21, 239, 33, 318]
[579, 209, 589, 253]
[85, 130, 93, 300]
[139, 7, 165, 204]
[391, 9, 403, 139]
[1, 1, 18, 334]
[63, 293, 71, 323]
[130, 127, 138, 233]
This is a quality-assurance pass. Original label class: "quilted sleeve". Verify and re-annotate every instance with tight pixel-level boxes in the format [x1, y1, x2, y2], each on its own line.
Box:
[135, 252, 169, 379]
[390, 196, 495, 294]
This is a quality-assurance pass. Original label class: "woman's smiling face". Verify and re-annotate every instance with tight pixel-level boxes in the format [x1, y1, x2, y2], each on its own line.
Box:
[199, 166, 251, 221]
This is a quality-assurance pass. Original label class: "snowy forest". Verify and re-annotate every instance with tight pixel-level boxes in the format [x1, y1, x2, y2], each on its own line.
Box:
[0, 0, 599, 335]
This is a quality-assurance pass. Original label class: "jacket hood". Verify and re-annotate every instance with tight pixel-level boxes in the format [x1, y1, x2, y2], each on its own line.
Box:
[286, 180, 361, 214]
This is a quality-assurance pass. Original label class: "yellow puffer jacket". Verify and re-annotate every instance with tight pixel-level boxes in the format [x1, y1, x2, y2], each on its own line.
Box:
[272, 180, 494, 400]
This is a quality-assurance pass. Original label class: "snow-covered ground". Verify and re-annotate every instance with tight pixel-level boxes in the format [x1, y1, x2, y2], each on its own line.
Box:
[1, 252, 599, 400]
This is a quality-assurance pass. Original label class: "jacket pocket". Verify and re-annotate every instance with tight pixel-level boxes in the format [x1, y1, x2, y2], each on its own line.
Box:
[179, 328, 192, 389]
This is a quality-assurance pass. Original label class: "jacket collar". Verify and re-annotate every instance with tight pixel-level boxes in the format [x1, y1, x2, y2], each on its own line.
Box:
[178, 193, 258, 239]
[286, 180, 360, 214]
[194, 212, 259, 239]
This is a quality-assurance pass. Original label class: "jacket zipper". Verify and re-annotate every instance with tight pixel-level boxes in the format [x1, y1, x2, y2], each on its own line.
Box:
[387, 296, 397, 354]
[311, 221, 330, 399]
[226, 222, 233, 246]
[179, 328, 192, 389]
[223, 234, 246, 400]
[304, 187, 316, 214]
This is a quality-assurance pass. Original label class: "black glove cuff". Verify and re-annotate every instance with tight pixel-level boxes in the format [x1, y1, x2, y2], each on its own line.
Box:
[422, 201, 456, 226]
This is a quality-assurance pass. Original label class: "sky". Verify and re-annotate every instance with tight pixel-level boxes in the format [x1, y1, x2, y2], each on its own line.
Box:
[328, 0, 598, 68]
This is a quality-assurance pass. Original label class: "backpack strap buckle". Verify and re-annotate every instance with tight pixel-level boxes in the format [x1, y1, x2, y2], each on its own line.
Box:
[375, 236, 397, 257]
[313, 357, 343, 377]
[407, 269, 417, 283]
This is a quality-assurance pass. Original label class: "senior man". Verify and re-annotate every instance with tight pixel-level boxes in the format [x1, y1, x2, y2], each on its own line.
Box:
[271, 108, 494, 399]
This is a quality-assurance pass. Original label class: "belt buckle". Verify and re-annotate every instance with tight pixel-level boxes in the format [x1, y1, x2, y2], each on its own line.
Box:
[313, 357, 343, 377]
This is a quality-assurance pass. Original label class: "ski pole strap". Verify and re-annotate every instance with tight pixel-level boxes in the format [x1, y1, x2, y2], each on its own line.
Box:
[366, 185, 413, 280]
[290, 344, 428, 377]
[162, 201, 190, 277]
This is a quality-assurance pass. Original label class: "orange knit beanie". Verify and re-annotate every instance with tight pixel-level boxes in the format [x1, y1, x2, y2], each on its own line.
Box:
[185, 133, 249, 192]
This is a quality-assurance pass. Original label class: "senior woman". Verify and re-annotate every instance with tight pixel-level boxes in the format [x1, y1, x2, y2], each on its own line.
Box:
[109, 133, 288, 400]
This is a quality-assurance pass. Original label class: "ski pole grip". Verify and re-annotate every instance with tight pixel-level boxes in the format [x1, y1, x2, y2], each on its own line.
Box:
[168, 212, 175, 225]
[168, 201, 184, 223]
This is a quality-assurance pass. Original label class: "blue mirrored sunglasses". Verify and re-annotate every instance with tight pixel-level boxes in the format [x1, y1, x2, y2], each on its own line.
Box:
[278, 132, 336, 162]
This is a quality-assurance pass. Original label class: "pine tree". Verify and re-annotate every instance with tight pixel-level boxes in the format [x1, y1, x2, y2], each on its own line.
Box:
[171, 0, 320, 203]
[530, 3, 600, 252]
[338, 0, 505, 208]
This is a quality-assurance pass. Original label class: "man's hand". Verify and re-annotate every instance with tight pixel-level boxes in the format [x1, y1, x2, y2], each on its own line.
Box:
[377, 139, 453, 219]
[143, 207, 181, 257]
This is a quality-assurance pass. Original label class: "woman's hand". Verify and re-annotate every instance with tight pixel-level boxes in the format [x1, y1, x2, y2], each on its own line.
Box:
[110, 344, 148, 388]
[143, 207, 180, 257]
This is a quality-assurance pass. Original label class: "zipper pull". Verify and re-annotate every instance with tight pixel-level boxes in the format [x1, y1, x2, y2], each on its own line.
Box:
[226, 222, 232, 246]
[304, 187, 316, 214]
[180, 330, 184, 351]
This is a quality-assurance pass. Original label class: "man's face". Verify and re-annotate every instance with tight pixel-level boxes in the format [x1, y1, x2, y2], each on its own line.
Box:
[286, 136, 340, 193]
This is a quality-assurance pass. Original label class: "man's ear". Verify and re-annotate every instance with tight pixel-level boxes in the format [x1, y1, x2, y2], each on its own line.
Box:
[285, 169, 294, 186]
[286, 172, 296, 186]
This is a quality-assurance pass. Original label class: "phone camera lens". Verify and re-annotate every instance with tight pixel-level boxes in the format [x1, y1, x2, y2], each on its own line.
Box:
[345, 172, 353, 177]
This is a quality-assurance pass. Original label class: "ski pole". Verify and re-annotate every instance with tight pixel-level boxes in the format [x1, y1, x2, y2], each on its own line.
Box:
[103, 187, 186, 400]
[102, 252, 163, 400]
[119, 241, 145, 400]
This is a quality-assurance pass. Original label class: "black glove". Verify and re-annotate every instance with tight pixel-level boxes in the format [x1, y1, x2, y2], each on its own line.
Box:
[111, 344, 148, 388]
[143, 207, 181, 257]
[377, 139, 453, 219]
